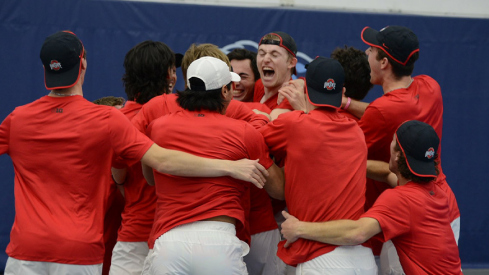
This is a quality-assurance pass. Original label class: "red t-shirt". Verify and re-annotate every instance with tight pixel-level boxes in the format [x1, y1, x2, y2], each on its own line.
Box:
[362, 182, 462, 274]
[260, 108, 367, 266]
[146, 110, 274, 247]
[243, 101, 272, 114]
[132, 93, 268, 134]
[0, 96, 153, 264]
[358, 75, 460, 254]
[253, 79, 294, 111]
[338, 108, 359, 122]
[117, 101, 156, 242]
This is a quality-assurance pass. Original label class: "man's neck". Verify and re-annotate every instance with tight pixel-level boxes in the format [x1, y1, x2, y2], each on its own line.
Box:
[382, 75, 413, 95]
[49, 85, 83, 97]
[397, 174, 411, 186]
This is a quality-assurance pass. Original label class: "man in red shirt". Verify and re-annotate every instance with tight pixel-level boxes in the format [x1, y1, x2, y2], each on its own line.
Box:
[260, 57, 376, 274]
[342, 25, 460, 273]
[228, 48, 283, 275]
[1, 31, 268, 275]
[142, 56, 284, 275]
[109, 40, 176, 275]
[254, 31, 299, 119]
[281, 120, 463, 275]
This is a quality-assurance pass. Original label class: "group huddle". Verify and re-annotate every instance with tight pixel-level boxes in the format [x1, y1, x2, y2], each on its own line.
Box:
[1, 25, 462, 275]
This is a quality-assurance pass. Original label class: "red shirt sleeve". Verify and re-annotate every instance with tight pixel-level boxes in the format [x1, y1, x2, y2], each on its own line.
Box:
[226, 100, 269, 129]
[109, 109, 154, 167]
[131, 96, 166, 134]
[361, 189, 411, 242]
[259, 112, 295, 159]
[0, 113, 12, 155]
[243, 124, 274, 169]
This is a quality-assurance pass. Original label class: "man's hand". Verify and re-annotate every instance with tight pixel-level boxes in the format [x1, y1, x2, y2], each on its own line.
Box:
[278, 80, 307, 112]
[281, 211, 302, 248]
[230, 159, 269, 189]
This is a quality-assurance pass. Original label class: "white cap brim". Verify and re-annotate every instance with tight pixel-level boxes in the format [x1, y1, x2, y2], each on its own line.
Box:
[230, 72, 241, 82]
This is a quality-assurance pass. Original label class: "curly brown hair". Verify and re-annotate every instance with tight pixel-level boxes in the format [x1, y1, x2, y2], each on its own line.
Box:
[331, 46, 373, 100]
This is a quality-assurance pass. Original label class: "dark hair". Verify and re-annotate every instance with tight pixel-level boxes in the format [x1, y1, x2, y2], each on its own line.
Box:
[376, 49, 419, 80]
[122, 41, 175, 104]
[93, 96, 125, 106]
[176, 78, 231, 113]
[394, 142, 438, 184]
[331, 46, 373, 100]
[227, 49, 260, 81]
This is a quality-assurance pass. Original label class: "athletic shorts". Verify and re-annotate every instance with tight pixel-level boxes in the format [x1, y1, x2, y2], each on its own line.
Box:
[4, 257, 102, 275]
[244, 229, 286, 275]
[109, 241, 149, 275]
[296, 245, 378, 275]
[146, 221, 249, 275]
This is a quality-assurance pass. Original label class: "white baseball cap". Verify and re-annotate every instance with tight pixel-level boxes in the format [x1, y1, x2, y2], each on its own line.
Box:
[186, 56, 240, 91]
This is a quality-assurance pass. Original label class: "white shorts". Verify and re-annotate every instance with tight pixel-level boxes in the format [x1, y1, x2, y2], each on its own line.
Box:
[4, 257, 102, 275]
[146, 221, 249, 275]
[109, 241, 149, 275]
[296, 245, 377, 275]
[244, 229, 286, 275]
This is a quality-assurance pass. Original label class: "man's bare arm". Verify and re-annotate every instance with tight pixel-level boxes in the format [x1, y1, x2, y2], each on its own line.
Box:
[341, 96, 369, 119]
[367, 160, 398, 188]
[263, 163, 285, 200]
[142, 162, 155, 186]
[281, 211, 381, 247]
[140, 144, 269, 189]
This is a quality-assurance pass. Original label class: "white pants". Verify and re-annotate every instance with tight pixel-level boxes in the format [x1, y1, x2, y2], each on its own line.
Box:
[244, 229, 286, 275]
[378, 216, 461, 275]
[296, 245, 377, 275]
[145, 221, 249, 275]
[4, 257, 102, 275]
[109, 241, 149, 275]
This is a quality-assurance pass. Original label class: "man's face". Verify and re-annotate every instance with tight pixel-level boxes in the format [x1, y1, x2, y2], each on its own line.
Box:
[365, 47, 381, 85]
[169, 65, 177, 93]
[257, 44, 295, 91]
[389, 134, 400, 174]
[230, 59, 255, 102]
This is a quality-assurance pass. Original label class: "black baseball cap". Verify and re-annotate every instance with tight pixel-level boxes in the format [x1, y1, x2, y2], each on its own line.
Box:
[259, 31, 297, 57]
[361, 26, 419, 65]
[305, 57, 345, 108]
[40, 31, 84, 90]
[396, 120, 439, 178]
[175, 53, 183, 68]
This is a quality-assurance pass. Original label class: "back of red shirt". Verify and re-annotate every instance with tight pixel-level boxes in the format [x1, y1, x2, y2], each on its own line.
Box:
[146, 110, 274, 246]
[363, 182, 462, 275]
[260, 109, 367, 265]
[0, 96, 153, 264]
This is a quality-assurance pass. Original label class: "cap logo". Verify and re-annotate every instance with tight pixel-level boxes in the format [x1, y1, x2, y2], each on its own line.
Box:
[425, 147, 435, 159]
[50, 60, 62, 71]
[324, 79, 336, 90]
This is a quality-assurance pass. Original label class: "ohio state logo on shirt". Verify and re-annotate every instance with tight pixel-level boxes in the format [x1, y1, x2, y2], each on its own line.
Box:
[324, 79, 336, 90]
[425, 147, 435, 159]
[50, 60, 62, 71]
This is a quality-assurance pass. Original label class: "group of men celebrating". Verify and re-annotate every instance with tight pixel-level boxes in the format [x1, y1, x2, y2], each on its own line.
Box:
[1, 24, 462, 275]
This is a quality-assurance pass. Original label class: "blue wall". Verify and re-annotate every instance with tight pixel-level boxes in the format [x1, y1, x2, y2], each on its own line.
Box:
[1, 0, 488, 269]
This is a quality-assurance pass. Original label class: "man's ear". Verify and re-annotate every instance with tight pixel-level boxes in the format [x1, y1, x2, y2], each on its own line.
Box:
[380, 57, 389, 70]
[81, 58, 87, 70]
[221, 85, 230, 99]
[342, 87, 346, 96]
[395, 151, 401, 161]
[288, 57, 298, 69]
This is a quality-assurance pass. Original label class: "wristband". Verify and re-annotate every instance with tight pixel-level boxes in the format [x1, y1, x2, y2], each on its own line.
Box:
[343, 97, 352, 110]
